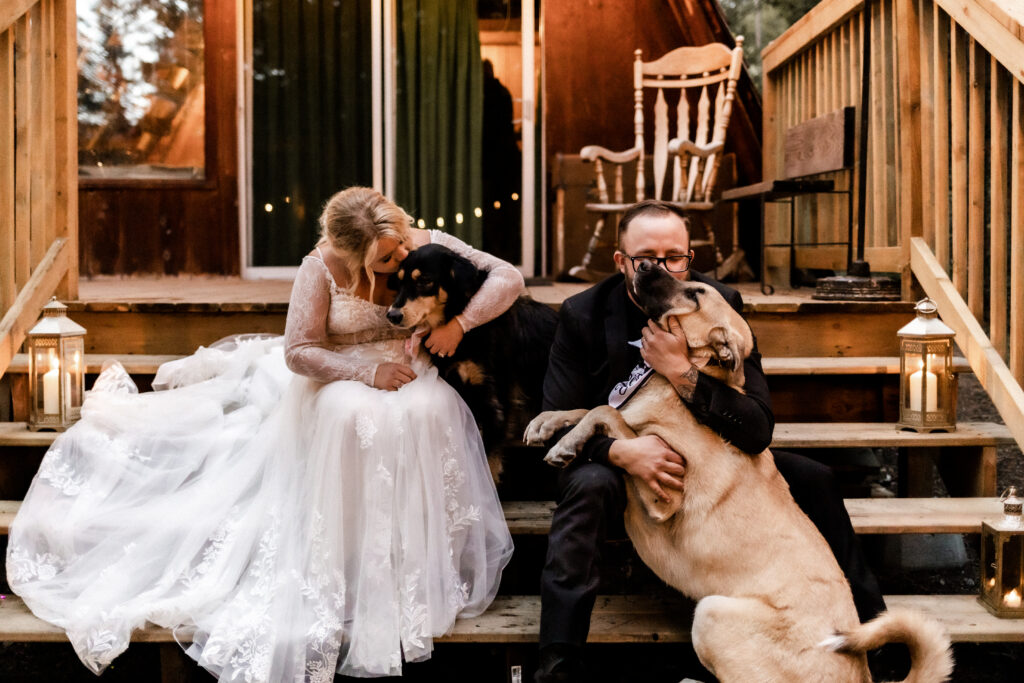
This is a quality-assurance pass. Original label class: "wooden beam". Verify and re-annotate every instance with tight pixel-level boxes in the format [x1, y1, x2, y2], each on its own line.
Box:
[0, 236, 70, 376]
[911, 236, 1024, 452]
[0, 29, 13, 312]
[52, 0, 77, 300]
[990, 59, 1009, 358]
[935, 0, 1024, 85]
[1012, 79, 1024, 383]
[895, 0, 924, 296]
[967, 39, 987, 319]
[950, 24, 969, 298]
[933, 4, 952, 271]
[0, 0, 36, 34]
[13, 16, 30, 290]
[762, 0, 863, 75]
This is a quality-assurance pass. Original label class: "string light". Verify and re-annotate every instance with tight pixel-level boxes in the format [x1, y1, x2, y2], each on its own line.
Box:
[436, 217, 445, 228]
[455, 213, 464, 224]
[493, 200, 501, 209]
[474, 207, 483, 218]
[264, 203, 273, 213]
[511, 192, 519, 201]
[417, 218, 426, 229]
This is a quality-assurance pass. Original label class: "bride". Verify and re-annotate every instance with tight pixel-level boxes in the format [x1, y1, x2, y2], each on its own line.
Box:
[7, 187, 517, 680]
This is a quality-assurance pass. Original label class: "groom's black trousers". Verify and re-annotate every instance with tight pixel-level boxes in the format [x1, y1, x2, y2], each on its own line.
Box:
[538, 449, 887, 649]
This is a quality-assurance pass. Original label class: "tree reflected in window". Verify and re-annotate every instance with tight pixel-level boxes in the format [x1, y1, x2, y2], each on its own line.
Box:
[78, 0, 205, 179]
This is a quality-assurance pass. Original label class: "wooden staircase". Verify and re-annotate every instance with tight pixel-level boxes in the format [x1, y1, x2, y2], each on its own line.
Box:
[1, 280, 1023, 681]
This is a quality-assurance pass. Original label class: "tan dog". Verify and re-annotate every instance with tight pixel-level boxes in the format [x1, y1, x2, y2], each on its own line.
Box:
[524, 267, 952, 682]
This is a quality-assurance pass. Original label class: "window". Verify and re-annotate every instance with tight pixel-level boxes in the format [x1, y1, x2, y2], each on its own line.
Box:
[78, 0, 205, 179]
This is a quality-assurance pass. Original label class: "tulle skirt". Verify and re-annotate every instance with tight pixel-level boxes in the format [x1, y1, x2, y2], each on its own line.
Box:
[7, 336, 513, 680]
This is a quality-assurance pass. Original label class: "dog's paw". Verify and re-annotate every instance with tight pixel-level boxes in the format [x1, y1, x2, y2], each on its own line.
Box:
[523, 410, 586, 445]
[543, 442, 578, 468]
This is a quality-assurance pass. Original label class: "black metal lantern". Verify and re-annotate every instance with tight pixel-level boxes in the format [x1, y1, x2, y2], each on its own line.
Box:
[980, 487, 1024, 618]
[26, 297, 86, 431]
[897, 297, 957, 432]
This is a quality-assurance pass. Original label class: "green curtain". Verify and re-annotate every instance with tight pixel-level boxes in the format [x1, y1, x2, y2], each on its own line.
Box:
[251, 0, 374, 266]
[395, 0, 484, 247]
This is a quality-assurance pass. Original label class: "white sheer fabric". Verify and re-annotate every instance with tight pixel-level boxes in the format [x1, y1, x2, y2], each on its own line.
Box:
[8, 230, 518, 681]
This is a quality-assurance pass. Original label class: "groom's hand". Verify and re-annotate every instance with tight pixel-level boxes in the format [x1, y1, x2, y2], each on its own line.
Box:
[641, 318, 699, 400]
[608, 434, 685, 502]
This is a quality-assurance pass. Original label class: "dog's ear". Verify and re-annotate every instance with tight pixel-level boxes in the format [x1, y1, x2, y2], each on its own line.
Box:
[441, 254, 486, 321]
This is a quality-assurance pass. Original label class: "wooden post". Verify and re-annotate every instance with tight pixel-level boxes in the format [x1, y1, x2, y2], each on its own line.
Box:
[932, 5, 951, 272]
[895, 0, 923, 297]
[949, 24, 968, 299]
[53, 0, 77, 300]
[967, 39, 986, 320]
[1011, 80, 1024, 385]
[989, 60, 1009, 359]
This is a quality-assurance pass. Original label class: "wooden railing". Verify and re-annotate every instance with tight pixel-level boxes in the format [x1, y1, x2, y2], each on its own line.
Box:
[0, 0, 77, 377]
[762, 0, 1024, 449]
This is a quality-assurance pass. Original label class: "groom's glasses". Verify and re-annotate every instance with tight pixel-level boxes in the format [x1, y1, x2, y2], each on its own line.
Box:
[623, 251, 694, 273]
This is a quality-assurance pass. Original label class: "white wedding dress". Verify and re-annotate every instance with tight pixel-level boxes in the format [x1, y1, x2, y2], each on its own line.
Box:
[7, 230, 518, 681]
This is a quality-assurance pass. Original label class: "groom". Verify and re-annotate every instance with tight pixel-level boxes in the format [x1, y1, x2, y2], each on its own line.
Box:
[535, 200, 885, 682]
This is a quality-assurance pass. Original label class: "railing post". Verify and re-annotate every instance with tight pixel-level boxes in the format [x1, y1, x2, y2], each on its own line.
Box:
[895, 0, 923, 299]
[53, 0, 77, 301]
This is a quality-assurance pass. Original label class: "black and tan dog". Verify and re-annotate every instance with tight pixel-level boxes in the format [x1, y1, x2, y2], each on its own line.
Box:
[386, 243, 558, 476]
[525, 264, 952, 682]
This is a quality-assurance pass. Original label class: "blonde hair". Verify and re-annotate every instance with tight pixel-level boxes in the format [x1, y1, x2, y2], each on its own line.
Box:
[317, 187, 412, 295]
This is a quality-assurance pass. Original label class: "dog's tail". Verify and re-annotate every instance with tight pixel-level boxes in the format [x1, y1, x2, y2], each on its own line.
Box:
[819, 608, 953, 683]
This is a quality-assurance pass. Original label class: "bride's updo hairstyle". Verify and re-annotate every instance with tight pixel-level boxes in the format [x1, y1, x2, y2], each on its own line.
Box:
[318, 186, 413, 294]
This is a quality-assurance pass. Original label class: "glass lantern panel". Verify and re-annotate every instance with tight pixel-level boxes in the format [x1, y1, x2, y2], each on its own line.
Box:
[62, 339, 85, 410]
[1001, 535, 1024, 607]
[982, 530, 998, 598]
[34, 342, 61, 416]
[924, 341, 951, 413]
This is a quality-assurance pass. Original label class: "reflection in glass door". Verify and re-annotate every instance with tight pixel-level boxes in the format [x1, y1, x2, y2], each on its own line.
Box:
[245, 0, 374, 271]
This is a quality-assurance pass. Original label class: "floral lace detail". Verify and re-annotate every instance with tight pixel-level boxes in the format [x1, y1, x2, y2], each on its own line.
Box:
[7, 545, 64, 583]
[440, 427, 478, 614]
[179, 510, 241, 591]
[356, 414, 377, 450]
[200, 513, 281, 682]
[400, 568, 429, 652]
[296, 512, 345, 683]
[37, 447, 87, 496]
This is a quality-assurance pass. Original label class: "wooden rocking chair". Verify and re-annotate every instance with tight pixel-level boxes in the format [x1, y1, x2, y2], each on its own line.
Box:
[569, 39, 747, 281]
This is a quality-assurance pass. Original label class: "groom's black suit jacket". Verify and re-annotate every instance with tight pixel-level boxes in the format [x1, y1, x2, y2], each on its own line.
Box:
[541, 271, 774, 460]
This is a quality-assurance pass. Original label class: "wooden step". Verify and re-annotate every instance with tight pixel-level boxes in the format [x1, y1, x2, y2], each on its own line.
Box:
[5, 353, 183, 375]
[761, 355, 972, 375]
[0, 594, 1021, 644]
[770, 421, 1012, 449]
[3, 353, 971, 377]
[0, 498, 1007, 537]
[3, 420, 1008, 450]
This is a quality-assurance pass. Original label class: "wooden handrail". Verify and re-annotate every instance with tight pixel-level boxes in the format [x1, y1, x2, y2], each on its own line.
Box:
[759, 0, 1024, 451]
[0, 0, 77, 378]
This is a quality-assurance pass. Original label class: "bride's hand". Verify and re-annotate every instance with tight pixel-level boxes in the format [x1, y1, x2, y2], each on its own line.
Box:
[425, 319, 464, 358]
[374, 363, 417, 391]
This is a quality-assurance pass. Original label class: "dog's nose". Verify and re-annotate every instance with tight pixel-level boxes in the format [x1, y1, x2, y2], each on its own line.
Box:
[636, 260, 655, 273]
[386, 308, 404, 325]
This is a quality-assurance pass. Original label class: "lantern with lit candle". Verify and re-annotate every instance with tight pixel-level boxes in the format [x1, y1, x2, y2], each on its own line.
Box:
[26, 297, 86, 431]
[897, 297, 957, 432]
[980, 487, 1024, 618]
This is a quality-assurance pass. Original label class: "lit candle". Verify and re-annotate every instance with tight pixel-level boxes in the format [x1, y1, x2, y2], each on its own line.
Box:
[908, 357, 937, 412]
[42, 349, 59, 414]
[1005, 588, 1022, 608]
[988, 577, 996, 589]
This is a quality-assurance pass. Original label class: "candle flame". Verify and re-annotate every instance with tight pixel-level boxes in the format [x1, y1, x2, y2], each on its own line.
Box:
[988, 577, 996, 588]
[1005, 588, 1022, 607]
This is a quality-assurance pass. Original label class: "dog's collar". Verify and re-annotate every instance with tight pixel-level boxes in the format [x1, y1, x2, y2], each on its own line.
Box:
[609, 359, 654, 409]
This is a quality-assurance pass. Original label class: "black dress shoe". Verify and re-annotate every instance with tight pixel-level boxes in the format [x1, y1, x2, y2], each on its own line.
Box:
[535, 643, 583, 683]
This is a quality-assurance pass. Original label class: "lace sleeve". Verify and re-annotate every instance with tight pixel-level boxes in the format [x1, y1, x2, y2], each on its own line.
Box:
[284, 257, 378, 386]
[428, 230, 526, 331]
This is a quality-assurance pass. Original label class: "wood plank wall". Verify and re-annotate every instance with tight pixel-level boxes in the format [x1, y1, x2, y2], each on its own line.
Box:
[761, 0, 1024, 391]
[77, 0, 238, 276]
[543, 0, 763, 187]
[0, 0, 77, 375]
